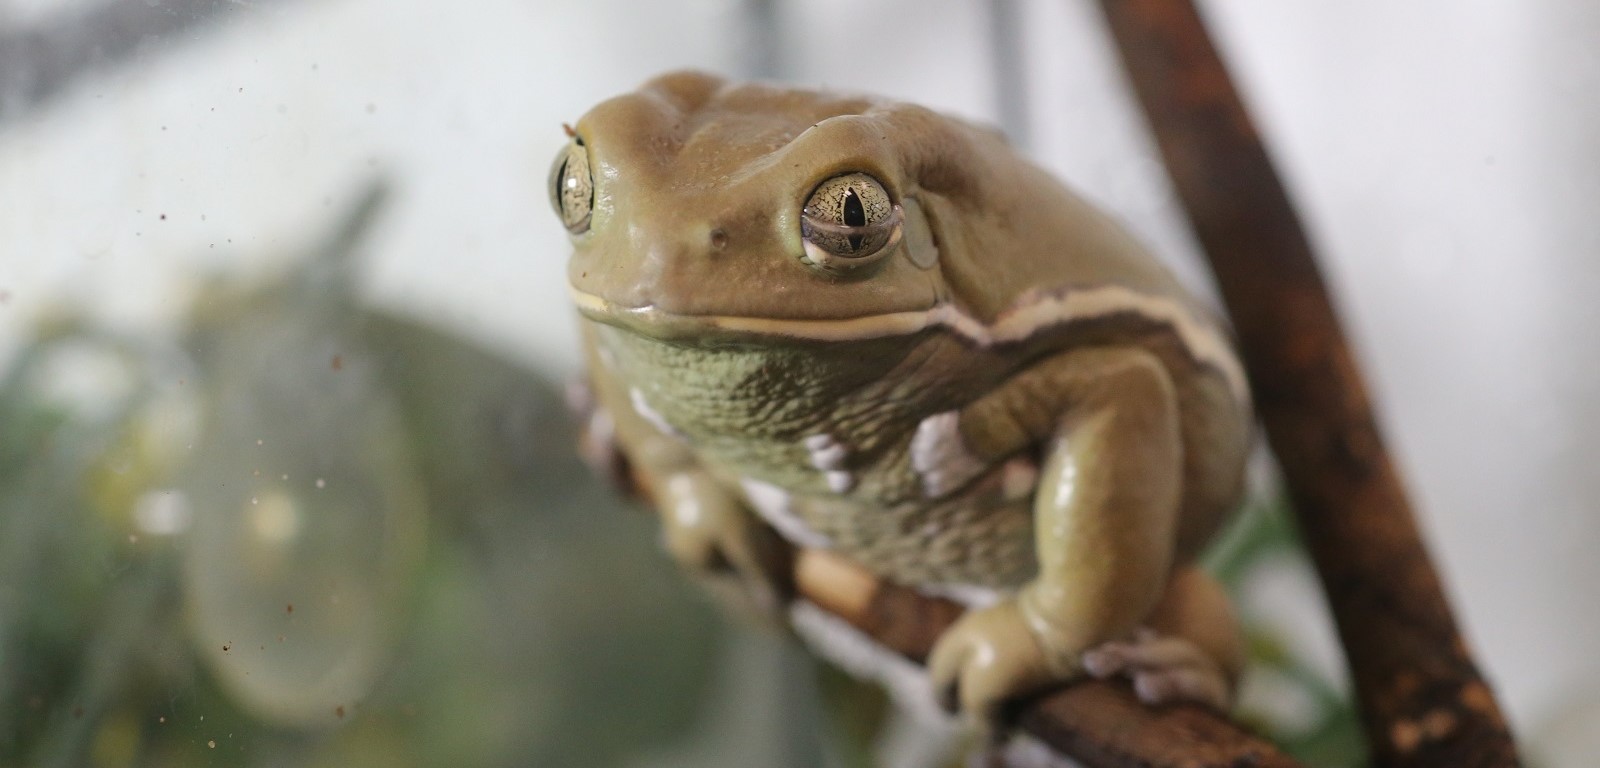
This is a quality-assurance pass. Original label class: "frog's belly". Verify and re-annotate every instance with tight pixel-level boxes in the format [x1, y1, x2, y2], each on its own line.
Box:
[738, 458, 1039, 604]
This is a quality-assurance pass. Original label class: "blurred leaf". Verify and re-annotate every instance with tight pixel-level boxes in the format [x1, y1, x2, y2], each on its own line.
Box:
[1202, 495, 1299, 589]
[1203, 494, 1365, 766]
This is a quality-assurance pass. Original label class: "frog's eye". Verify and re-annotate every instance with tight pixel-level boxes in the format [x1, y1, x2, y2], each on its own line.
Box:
[549, 139, 593, 235]
[800, 173, 903, 275]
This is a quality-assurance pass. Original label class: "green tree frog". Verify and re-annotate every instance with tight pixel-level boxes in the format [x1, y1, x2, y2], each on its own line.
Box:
[554, 72, 1252, 725]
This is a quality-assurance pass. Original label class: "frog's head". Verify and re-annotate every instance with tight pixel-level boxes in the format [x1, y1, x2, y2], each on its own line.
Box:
[555, 71, 1084, 343]
[555, 71, 1168, 345]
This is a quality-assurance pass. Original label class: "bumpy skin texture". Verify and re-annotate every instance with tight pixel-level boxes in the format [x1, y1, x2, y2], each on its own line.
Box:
[561, 71, 1253, 723]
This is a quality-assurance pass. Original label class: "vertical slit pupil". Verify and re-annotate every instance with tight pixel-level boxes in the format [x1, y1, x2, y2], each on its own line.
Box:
[843, 188, 866, 251]
[842, 188, 867, 227]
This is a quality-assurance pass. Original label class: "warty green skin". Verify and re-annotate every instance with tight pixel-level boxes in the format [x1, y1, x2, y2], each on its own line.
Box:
[563, 71, 1254, 722]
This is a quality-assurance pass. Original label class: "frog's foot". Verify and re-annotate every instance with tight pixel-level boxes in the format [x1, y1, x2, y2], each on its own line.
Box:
[927, 599, 1078, 728]
[1080, 628, 1230, 710]
[661, 474, 793, 622]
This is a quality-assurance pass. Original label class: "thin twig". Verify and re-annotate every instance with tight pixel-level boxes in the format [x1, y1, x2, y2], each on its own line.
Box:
[1093, 1, 1522, 765]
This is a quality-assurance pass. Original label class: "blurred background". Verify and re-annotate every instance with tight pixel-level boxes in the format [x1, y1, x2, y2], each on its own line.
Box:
[1, 1, 1597, 766]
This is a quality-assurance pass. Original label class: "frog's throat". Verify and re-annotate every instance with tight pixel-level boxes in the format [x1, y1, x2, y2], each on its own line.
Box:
[569, 284, 1248, 406]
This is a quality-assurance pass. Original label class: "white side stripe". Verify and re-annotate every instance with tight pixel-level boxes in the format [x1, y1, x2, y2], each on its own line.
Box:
[572, 285, 1248, 404]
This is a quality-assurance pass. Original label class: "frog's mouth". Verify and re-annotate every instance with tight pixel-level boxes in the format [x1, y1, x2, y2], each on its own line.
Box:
[569, 285, 945, 345]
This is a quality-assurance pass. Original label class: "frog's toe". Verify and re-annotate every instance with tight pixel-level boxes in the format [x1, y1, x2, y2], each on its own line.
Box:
[927, 601, 1062, 727]
[1080, 629, 1230, 711]
[1131, 666, 1229, 709]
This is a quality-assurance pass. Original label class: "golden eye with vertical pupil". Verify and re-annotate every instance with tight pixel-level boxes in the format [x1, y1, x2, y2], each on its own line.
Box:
[800, 173, 903, 275]
[549, 139, 593, 234]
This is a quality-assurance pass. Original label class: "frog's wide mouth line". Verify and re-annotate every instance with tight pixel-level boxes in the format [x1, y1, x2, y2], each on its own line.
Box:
[568, 283, 1249, 405]
[568, 285, 938, 343]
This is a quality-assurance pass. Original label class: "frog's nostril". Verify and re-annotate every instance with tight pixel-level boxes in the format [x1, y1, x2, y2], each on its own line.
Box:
[708, 228, 729, 251]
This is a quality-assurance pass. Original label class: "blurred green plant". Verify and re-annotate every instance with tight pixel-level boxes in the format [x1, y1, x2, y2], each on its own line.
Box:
[1204, 497, 1366, 767]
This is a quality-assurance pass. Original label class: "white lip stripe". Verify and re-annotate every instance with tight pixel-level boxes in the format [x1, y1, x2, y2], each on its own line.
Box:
[571, 284, 1249, 405]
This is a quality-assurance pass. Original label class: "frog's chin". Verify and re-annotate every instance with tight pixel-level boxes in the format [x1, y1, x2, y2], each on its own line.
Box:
[569, 285, 938, 345]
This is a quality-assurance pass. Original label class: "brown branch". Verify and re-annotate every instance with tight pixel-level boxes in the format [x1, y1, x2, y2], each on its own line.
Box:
[794, 549, 1302, 768]
[1093, 1, 1522, 765]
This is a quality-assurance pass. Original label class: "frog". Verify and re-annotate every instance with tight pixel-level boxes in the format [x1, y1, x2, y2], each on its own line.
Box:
[552, 71, 1252, 727]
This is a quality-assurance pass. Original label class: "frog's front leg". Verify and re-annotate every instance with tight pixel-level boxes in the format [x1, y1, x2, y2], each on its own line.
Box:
[927, 347, 1185, 723]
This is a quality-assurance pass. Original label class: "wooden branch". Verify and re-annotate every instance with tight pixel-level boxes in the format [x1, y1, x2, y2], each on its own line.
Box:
[794, 549, 1302, 768]
[1093, 1, 1522, 765]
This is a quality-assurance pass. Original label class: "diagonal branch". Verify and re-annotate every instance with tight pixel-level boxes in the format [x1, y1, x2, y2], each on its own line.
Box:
[1093, 1, 1522, 765]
